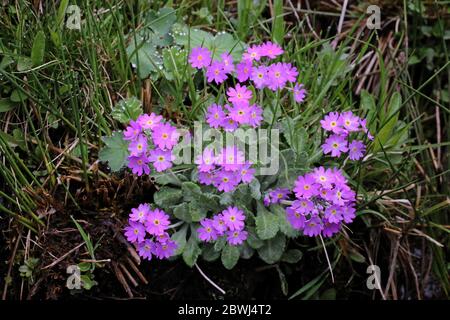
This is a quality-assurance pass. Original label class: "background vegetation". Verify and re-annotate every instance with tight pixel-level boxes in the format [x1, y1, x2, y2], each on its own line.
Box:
[0, 0, 448, 299]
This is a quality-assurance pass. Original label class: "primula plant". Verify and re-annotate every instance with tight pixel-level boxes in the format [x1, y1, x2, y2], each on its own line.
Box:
[100, 37, 373, 272]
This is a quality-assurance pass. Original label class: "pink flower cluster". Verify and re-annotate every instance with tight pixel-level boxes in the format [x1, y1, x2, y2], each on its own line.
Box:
[195, 146, 255, 193]
[188, 41, 307, 103]
[197, 206, 248, 246]
[124, 204, 178, 260]
[286, 167, 356, 237]
[320, 111, 373, 160]
[124, 113, 180, 176]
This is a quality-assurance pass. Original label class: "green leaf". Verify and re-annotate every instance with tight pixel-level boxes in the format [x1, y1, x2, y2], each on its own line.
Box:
[17, 56, 33, 71]
[150, 171, 183, 186]
[201, 243, 221, 262]
[173, 26, 245, 60]
[320, 288, 337, 300]
[281, 249, 303, 264]
[0, 99, 16, 112]
[182, 235, 201, 267]
[271, 204, 300, 238]
[111, 97, 143, 124]
[373, 92, 402, 152]
[171, 224, 188, 255]
[10, 89, 27, 102]
[127, 42, 163, 79]
[189, 201, 206, 222]
[154, 187, 183, 208]
[239, 242, 255, 259]
[214, 236, 227, 252]
[81, 274, 97, 290]
[349, 251, 366, 263]
[78, 262, 92, 272]
[221, 245, 240, 270]
[98, 131, 129, 172]
[282, 117, 307, 156]
[255, 202, 279, 240]
[181, 181, 202, 202]
[173, 203, 191, 222]
[246, 226, 264, 249]
[257, 233, 286, 264]
[249, 178, 261, 200]
[146, 8, 177, 35]
[31, 31, 45, 66]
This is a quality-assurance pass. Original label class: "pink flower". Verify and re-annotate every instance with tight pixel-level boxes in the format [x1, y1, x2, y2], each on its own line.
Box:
[286, 207, 306, 230]
[206, 60, 228, 84]
[227, 84, 252, 107]
[293, 83, 307, 103]
[197, 218, 218, 242]
[227, 229, 248, 245]
[312, 167, 334, 188]
[153, 239, 177, 259]
[303, 217, 323, 237]
[148, 148, 174, 172]
[342, 206, 356, 223]
[322, 222, 340, 237]
[227, 103, 252, 124]
[206, 103, 226, 128]
[217, 146, 245, 171]
[123, 120, 142, 141]
[145, 208, 170, 236]
[320, 112, 343, 133]
[128, 155, 151, 176]
[138, 113, 162, 130]
[128, 134, 148, 156]
[213, 169, 240, 192]
[212, 214, 227, 235]
[189, 47, 212, 69]
[248, 104, 263, 128]
[129, 203, 151, 223]
[124, 221, 146, 243]
[221, 116, 239, 132]
[152, 123, 179, 150]
[240, 162, 255, 183]
[359, 118, 374, 140]
[220, 52, 235, 73]
[324, 205, 343, 224]
[294, 174, 319, 199]
[322, 134, 348, 157]
[282, 63, 298, 82]
[292, 199, 314, 214]
[222, 206, 245, 231]
[251, 65, 268, 89]
[137, 239, 154, 260]
[195, 147, 216, 172]
[243, 45, 262, 61]
[235, 59, 253, 82]
[348, 140, 366, 160]
[267, 62, 287, 90]
[198, 171, 215, 185]
[260, 41, 284, 59]
[269, 188, 290, 204]
[340, 111, 361, 132]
